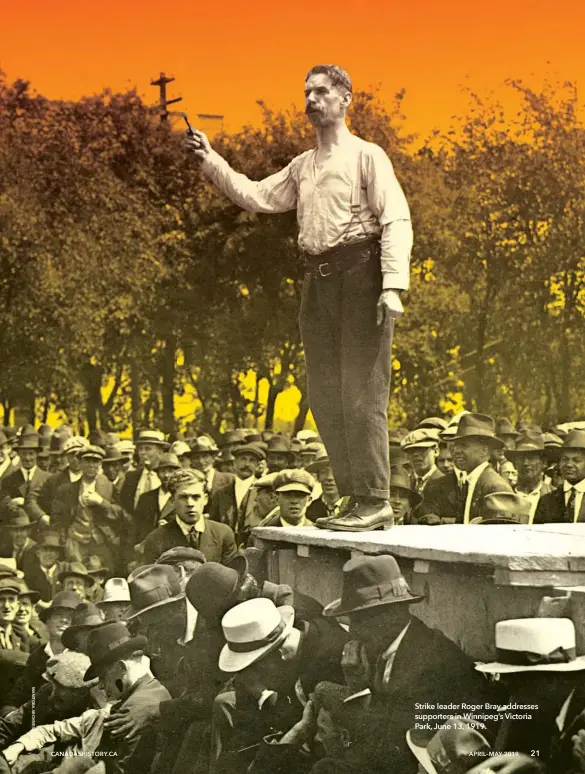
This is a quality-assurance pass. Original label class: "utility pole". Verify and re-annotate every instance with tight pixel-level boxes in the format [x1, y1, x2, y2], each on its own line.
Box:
[150, 71, 182, 123]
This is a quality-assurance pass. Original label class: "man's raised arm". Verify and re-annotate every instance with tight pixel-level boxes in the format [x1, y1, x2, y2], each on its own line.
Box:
[185, 128, 298, 214]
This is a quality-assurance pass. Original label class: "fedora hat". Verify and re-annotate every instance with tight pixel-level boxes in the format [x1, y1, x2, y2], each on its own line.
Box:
[98, 578, 131, 606]
[102, 446, 125, 464]
[233, 443, 266, 461]
[477, 492, 530, 525]
[118, 440, 136, 457]
[62, 602, 106, 649]
[219, 429, 248, 449]
[35, 531, 64, 555]
[135, 430, 168, 448]
[86, 555, 109, 582]
[84, 622, 148, 680]
[305, 445, 330, 474]
[266, 435, 294, 456]
[185, 558, 248, 621]
[561, 429, 585, 452]
[126, 564, 184, 621]
[16, 430, 41, 450]
[390, 466, 423, 507]
[495, 418, 520, 439]
[401, 428, 440, 451]
[323, 555, 423, 617]
[406, 716, 491, 774]
[155, 452, 182, 471]
[38, 590, 83, 622]
[476, 618, 585, 674]
[3, 508, 34, 530]
[58, 563, 96, 588]
[42, 652, 99, 689]
[450, 413, 504, 448]
[505, 431, 547, 460]
[219, 598, 295, 672]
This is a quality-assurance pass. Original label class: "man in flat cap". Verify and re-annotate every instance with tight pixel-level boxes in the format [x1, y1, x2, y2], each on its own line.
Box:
[119, 430, 168, 517]
[133, 453, 182, 546]
[400, 428, 443, 495]
[259, 469, 317, 528]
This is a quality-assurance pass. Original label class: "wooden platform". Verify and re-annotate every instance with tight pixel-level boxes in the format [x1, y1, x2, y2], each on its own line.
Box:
[252, 524, 585, 661]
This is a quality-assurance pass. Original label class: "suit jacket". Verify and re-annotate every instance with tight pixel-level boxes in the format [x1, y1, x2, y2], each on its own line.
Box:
[0, 467, 52, 522]
[51, 475, 126, 535]
[420, 465, 512, 523]
[119, 469, 143, 516]
[133, 488, 175, 545]
[209, 477, 256, 533]
[141, 518, 238, 565]
[23, 557, 64, 603]
[411, 466, 444, 495]
[534, 485, 585, 524]
[36, 469, 73, 518]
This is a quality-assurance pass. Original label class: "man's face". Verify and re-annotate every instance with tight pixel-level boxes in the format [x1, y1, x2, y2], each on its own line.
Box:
[38, 547, 60, 569]
[267, 453, 290, 473]
[515, 453, 546, 485]
[450, 438, 490, 473]
[10, 526, 30, 550]
[157, 465, 177, 490]
[63, 577, 89, 598]
[102, 602, 129, 623]
[37, 456, 51, 471]
[561, 450, 585, 485]
[256, 488, 278, 517]
[103, 461, 123, 483]
[406, 446, 437, 477]
[138, 444, 163, 468]
[20, 449, 38, 470]
[500, 461, 518, 488]
[278, 490, 310, 524]
[16, 597, 32, 625]
[0, 592, 20, 625]
[66, 452, 82, 473]
[234, 453, 259, 480]
[389, 489, 412, 525]
[179, 456, 192, 470]
[174, 482, 208, 524]
[305, 73, 350, 128]
[500, 436, 517, 451]
[100, 660, 127, 702]
[318, 465, 339, 500]
[46, 608, 74, 640]
[80, 457, 101, 481]
[0, 442, 10, 464]
[437, 444, 454, 474]
[191, 452, 215, 474]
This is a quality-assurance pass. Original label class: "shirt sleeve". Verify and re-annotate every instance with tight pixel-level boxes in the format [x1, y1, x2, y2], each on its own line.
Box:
[364, 146, 413, 291]
[200, 150, 299, 214]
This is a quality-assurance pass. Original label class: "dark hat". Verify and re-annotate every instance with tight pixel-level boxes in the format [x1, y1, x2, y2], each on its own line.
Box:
[323, 555, 423, 617]
[245, 433, 263, 443]
[450, 413, 504, 448]
[39, 590, 83, 622]
[0, 577, 22, 596]
[3, 508, 34, 530]
[15, 579, 40, 604]
[266, 435, 294, 455]
[305, 445, 330, 473]
[219, 429, 248, 448]
[155, 452, 182, 471]
[16, 430, 41, 450]
[476, 491, 532, 524]
[185, 558, 248, 621]
[62, 602, 106, 649]
[49, 434, 64, 454]
[126, 564, 184, 621]
[390, 466, 423, 507]
[3, 426, 17, 446]
[561, 429, 585, 452]
[84, 622, 148, 680]
[58, 562, 96, 587]
[505, 431, 547, 459]
[233, 443, 266, 461]
[407, 715, 491, 774]
[86, 555, 110, 582]
[416, 417, 448, 431]
[79, 445, 105, 461]
[35, 531, 64, 555]
[273, 468, 315, 495]
[155, 547, 206, 566]
[495, 418, 520, 439]
[135, 430, 168, 447]
[190, 436, 220, 454]
[0, 431, 8, 446]
[102, 446, 125, 464]
[215, 449, 236, 465]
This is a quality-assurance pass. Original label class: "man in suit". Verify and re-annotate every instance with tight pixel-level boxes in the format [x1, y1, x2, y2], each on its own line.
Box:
[400, 428, 444, 495]
[52, 445, 129, 573]
[119, 430, 168, 517]
[35, 436, 90, 519]
[505, 431, 554, 524]
[22, 531, 65, 603]
[209, 444, 265, 534]
[0, 431, 16, 482]
[0, 577, 30, 704]
[0, 430, 51, 524]
[133, 452, 181, 545]
[323, 555, 494, 774]
[534, 429, 585, 524]
[141, 468, 238, 565]
[0, 508, 36, 569]
[190, 436, 234, 512]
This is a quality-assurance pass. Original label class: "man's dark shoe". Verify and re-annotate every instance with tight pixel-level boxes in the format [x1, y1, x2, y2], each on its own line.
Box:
[325, 499, 394, 532]
[315, 496, 357, 529]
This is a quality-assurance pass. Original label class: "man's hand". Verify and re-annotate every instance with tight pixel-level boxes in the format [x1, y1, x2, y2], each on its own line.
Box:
[341, 640, 371, 694]
[3, 742, 24, 766]
[280, 698, 316, 745]
[185, 129, 212, 161]
[376, 289, 403, 326]
[81, 491, 104, 507]
[103, 702, 160, 741]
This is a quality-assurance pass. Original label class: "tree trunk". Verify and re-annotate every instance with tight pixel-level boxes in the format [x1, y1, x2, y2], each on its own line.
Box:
[265, 380, 282, 431]
[293, 392, 310, 435]
[161, 338, 176, 435]
[83, 364, 102, 433]
[130, 360, 141, 437]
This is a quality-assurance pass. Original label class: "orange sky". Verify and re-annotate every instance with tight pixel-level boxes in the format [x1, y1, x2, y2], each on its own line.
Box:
[2, 0, 585, 141]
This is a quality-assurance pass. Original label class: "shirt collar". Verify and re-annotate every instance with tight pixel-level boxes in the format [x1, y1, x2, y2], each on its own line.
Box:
[382, 621, 411, 660]
[22, 466, 36, 480]
[280, 513, 311, 528]
[564, 479, 585, 493]
[176, 515, 206, 535]
[415, 465, 437, 485]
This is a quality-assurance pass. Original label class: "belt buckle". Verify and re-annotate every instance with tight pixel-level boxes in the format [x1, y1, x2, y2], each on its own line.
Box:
[318, 262, 332, 278]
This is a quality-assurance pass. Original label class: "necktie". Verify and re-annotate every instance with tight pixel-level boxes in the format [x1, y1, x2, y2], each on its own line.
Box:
[188, 529, 200, 548]
[566, 488, 577, 522]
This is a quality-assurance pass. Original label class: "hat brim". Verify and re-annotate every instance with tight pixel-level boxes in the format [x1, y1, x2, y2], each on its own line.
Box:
[275, 484, 313, 495]
[88, 569, 110, 580]
[505, 449, 547, 460]
[406, 729, 438, 774]
[0, 583, 24, 596]
[306, 458, 330, 474]
[84, 634, 148, 680]
[125, 591, 185, 622]
[136, 440, 169, 447]
[402, 442, 439, 451]
[392, 485, 423, 507]
[475, 656, 585, 675]
[219, 606, 295, 673]
[62, 622, 104, 650]
[36, 543, 65, 555]
[450, 433, 505, 448]
[57, 571, 96, 587]
[19, 589, 41, 603]
[323, 591, 424, 617]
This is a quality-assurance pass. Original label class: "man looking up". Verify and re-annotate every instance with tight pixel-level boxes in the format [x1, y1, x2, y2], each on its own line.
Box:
[186, 64, 413, 532]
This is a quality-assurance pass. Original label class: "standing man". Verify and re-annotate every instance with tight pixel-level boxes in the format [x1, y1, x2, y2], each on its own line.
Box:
[186, 64, 413, 531]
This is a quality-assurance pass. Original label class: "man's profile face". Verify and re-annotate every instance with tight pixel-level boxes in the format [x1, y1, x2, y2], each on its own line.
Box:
[561, 449, 585, 485]
[305, 73, 351, 127]
[174, 482, 208, 524]
[139, 444, 163, 468]
[450, 438, 490, 473]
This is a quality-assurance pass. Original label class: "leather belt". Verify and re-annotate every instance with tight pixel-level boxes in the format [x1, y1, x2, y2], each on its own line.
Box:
[302, 237, 380, 279]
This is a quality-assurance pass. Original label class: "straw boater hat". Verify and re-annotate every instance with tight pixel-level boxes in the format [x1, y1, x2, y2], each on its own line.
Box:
[406, 716, 491, 774]
[219, 597, 295, 673]
[476, 618, 585, 674]
[135, 430, 168, 448]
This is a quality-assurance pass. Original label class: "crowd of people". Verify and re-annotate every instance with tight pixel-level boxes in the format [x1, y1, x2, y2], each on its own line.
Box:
[0, 412, 581, 774]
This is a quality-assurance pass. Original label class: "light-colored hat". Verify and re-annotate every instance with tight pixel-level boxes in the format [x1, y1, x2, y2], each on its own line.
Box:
[273, 468, 315, 495]
[118, 440, 136, 456]
[62, 436, 91, 455]
[136, 430, 168, 447]
[406, 716, 491, 774]
[296, 430, 320, 443]
[401, 428, 440, 451]
[219, 598, 295, 673]
[170, 441, 191, 458]
[42, 652, 99, 689]
[476, 618, 585, 674]
[98, 578, 131, 605]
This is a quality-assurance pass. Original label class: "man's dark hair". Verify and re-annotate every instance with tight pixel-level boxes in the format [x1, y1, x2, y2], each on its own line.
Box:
[168, 468, 206, 496]
[305, 65, 352, 94]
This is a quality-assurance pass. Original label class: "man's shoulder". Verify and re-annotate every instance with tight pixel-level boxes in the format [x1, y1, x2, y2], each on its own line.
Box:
[206, 519, 235, 538]
[477, 465, 513, 492]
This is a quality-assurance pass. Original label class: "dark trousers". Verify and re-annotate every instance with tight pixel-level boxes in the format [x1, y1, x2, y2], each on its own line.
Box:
[299, 242, 393, 500]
